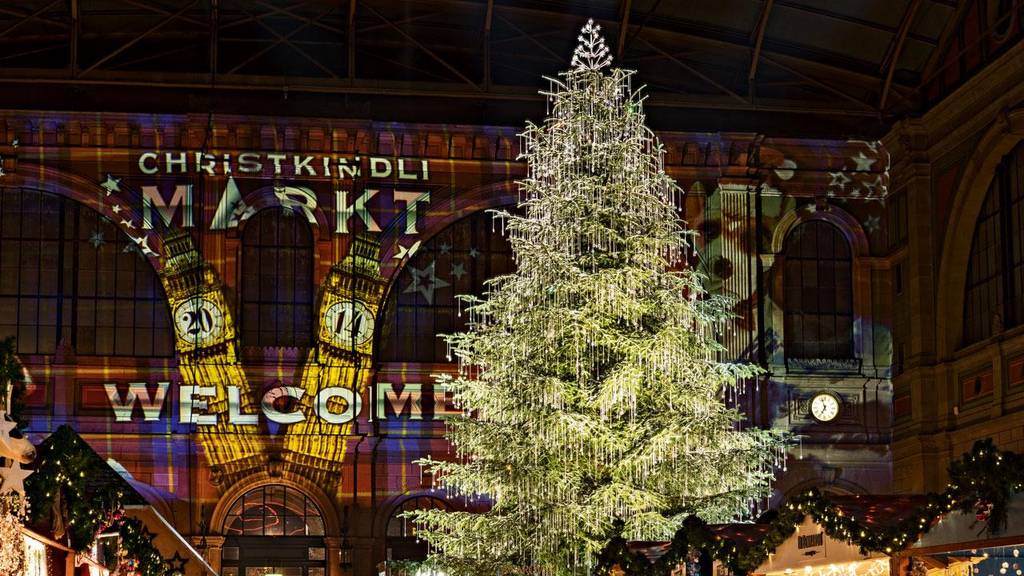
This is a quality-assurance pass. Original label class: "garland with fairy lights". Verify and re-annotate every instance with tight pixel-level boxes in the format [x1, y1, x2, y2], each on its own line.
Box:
[594, 438, 1024, 576]
[0, 336, 28, 429]
[25, 425, 168, 576]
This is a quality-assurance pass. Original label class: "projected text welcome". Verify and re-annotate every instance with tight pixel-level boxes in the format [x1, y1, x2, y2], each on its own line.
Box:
[103, 382, 460, 424]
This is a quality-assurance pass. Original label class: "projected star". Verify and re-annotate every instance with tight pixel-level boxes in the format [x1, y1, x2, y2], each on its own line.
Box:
[404, 260, 450, 304]
[101, 174, 121, 195]
[132, 234, 158, 256]
[89, 231, 105, 249]
[0, 462, 31, 499]
[468, 247, 480, 258]
[111, 204, 122, 214]
[861, 175, 883, 196]
[451, 261, 466, 280]
[828, 171, 851, 191]
[120, 218, 136, 229]
[438, 242, 452, 255]
[394, 240, 422, 261]
[123, 243, 145, 259]
[852, 152, 876, 172]
[233, 202, 256, 222]
[166, 552, 188, 575]
[863, 215, 880, 234]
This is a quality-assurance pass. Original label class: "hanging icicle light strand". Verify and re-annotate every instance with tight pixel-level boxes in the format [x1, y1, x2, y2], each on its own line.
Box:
[407, 19, 789, 576]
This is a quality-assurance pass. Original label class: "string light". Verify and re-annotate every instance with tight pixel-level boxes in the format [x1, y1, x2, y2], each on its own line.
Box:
[407, 18, 787, 575]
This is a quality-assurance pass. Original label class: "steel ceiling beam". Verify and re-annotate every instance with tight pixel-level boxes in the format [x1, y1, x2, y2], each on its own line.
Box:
[0, 69, 881, 116]
[773, 0, 937, 46]
[210, 0, 218, 76]
[484, 0, 494, 88]
[638, 37, 748, 105]
[748, 0, 774, 90]
[616, 0, 633, 60]
[119, 0, 207, 28]
[492, 14, 563, 63]
[251, 0, 345, 35]
[0, 0, 64, 41]
[80, 0, 200, 76]
[348, 0, 357, 79]
[0, 2, 67, 30]
[238, 3, 339, 79]
[880, 0, 923, 110]
[226, 5, 330, 75]
[218, 0, 321, 32]
[396, 0, 918, 89]
[760, 55, 876, 112]
[891, 0, 1019, 113]
[70, 0, 79, 76]
[919, 0, 968, 82]
[363, 2, 479, 89]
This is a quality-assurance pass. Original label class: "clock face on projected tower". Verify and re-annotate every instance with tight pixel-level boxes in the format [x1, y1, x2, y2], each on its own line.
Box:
[810, 392, 841, 423]
[173, 297, 225, 348]
[322, 301, 375, 348]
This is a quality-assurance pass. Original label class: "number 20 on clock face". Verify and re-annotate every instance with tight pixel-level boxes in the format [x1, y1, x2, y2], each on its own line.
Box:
[173, 297, 225, 348]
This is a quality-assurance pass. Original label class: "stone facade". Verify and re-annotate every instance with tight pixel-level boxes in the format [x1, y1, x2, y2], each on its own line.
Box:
[884, 38, 1024, 494]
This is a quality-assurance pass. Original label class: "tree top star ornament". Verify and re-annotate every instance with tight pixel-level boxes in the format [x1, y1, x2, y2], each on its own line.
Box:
[571, 19, 613, 71]
[407, 19, 789, 576]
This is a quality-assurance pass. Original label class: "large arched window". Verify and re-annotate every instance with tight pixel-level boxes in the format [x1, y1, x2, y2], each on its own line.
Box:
[386, 496, 449, 561]
[963, 140, 1024, 345]
[783, 220, 854, 359]
[240, 209, 314, 348]
[0, 187, 173, 356]
[223, 485, 325, 537]
[380, 210, 514, 362]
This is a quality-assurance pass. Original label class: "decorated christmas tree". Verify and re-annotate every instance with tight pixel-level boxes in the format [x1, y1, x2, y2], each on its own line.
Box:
[410, 20, 788, 575]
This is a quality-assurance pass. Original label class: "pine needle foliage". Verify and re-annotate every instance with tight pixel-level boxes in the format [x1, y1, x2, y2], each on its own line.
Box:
[409, 20, 788, 576]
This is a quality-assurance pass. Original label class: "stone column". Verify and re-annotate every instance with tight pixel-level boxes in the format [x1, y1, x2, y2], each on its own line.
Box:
[324, 536, 343, 576]
[192, 535, 225, 574]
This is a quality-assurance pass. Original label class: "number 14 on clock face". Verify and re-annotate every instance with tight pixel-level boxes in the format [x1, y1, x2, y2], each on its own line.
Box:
[322, 301, 375, 348]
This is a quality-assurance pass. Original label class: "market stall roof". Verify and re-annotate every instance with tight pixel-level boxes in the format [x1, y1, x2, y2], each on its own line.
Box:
[31, 425, 149, 507]
[910, 493, 1024, 554]
[753, 515, 889, 576]
[628, 524, 776, 563]
[125, 505, 219, 576]
[827, 495, 932, 532]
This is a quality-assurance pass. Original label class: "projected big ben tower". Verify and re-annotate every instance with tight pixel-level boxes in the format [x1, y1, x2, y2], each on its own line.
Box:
[159, 231, 267, 485]
[284, 233, 387, 489]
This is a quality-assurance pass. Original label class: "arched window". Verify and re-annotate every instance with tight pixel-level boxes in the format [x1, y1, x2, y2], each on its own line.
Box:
[240, 209, 314, 348]
[783, 220, 854, 359]
[963, 140, 1024, 345]
[223, 485, 325, 537]
[380, 210, 514, 362]
[386, 496, 449, 561]
[0, 187, 173, 356]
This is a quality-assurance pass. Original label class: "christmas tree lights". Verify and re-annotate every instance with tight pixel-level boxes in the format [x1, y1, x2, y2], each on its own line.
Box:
[408, 19, 788, 575]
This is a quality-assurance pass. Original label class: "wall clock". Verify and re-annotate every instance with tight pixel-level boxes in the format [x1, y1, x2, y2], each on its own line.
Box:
[809, 392, 841, 423]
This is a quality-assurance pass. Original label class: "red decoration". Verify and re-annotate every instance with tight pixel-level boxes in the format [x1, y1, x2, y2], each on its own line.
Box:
[974, 499, 993, 522]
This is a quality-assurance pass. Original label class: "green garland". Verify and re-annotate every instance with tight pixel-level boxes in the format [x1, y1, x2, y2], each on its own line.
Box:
[0, 336, 28, 429]
[25, 425, 168, 576]
[594, 438, 1024, 576]
[117, 516, 168, 576]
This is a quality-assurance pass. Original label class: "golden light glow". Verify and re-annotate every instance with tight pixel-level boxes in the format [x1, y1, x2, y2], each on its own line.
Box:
[284, 235, 386, 488]
[159, 233, 266, 485]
